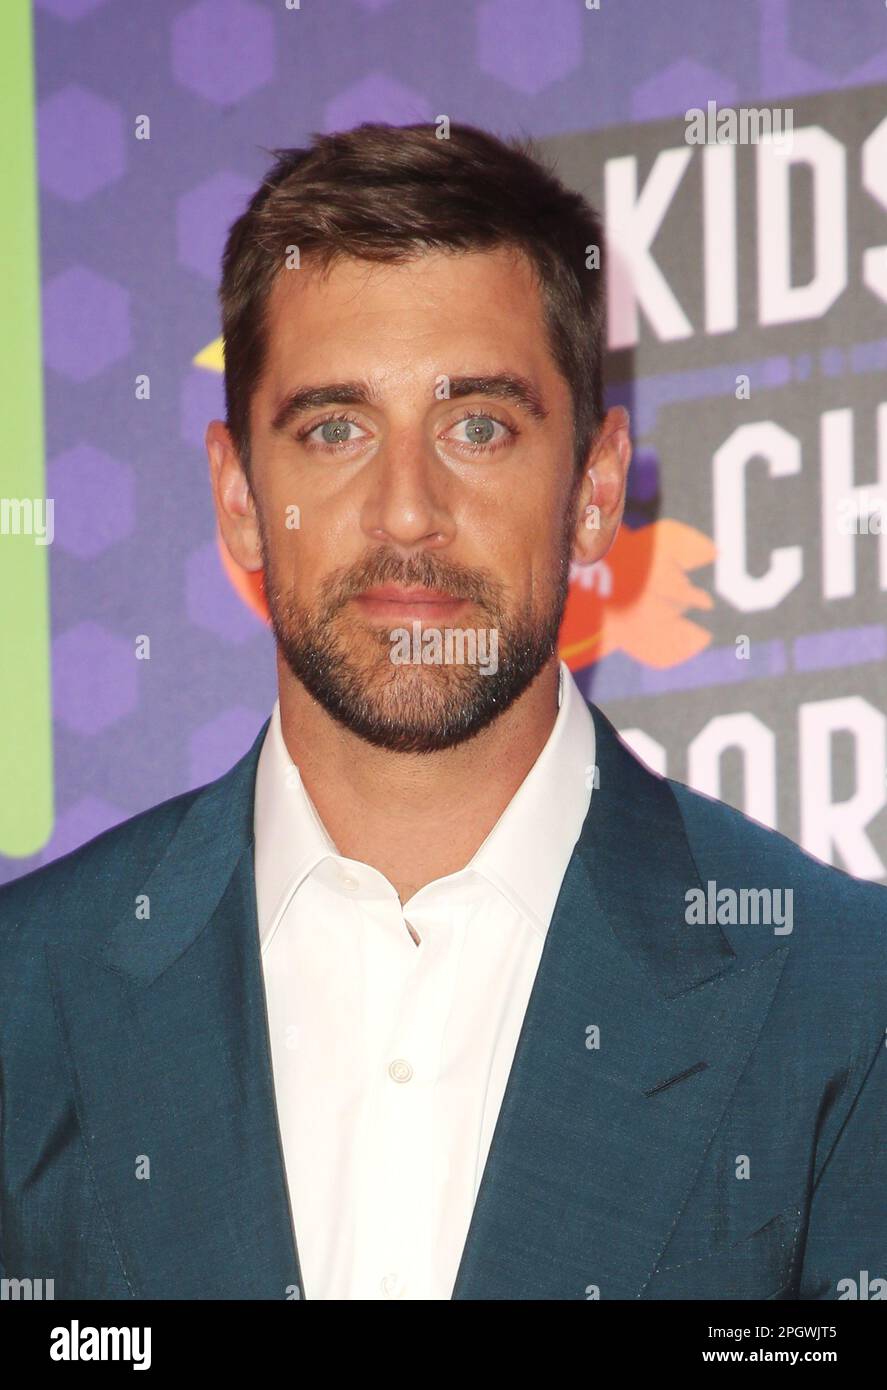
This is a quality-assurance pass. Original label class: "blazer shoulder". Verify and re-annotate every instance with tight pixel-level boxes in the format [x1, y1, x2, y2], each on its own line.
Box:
[665, 773, 887, 986]
[0, 718, 268, 948]
[0, 781, 202, 944]
[665, 775, 885, 897]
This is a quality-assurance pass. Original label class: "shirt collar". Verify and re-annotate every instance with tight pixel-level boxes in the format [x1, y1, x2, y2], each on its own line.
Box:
[253, 660, 595, 947]
[460, 659, 595, 934]
[253, 708, 341, 951]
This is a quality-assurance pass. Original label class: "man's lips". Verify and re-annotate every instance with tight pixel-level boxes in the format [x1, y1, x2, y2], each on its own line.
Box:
[351, 584, 471, 621]
[359, 584, 463, 602]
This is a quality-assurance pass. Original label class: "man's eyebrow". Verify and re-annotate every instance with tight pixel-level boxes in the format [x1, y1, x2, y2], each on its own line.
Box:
[269, 373, 549, 434]
[445, 375, 549, 422]
[270, 382, 378, 434]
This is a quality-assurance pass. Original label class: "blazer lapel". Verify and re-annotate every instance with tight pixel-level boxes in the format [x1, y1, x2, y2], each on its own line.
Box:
[451, 701, 789, 1300]
[46, 720, 304, 1300]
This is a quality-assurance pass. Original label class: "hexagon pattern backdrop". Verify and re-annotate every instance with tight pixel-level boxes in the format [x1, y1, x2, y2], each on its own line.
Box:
[3, 0, 887, 883]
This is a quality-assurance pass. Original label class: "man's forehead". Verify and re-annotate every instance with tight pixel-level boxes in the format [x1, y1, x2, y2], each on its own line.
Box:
[265, 242, 540, 318]
[257, 245, 559, 412]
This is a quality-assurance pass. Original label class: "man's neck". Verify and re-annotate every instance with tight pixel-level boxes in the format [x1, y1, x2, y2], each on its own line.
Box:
[275, 658, 562, 904]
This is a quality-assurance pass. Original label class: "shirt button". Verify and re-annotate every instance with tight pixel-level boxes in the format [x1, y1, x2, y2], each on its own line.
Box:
[341, 874, 359, 892]
[388, 1058, 413, 1083]
[380, 1272, 403, 1297]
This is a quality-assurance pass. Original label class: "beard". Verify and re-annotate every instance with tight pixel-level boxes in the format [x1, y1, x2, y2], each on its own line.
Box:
[258, 512, 576, 754]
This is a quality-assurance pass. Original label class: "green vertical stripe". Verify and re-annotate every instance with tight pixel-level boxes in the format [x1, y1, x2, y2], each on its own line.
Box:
[0, 1, 54, 858]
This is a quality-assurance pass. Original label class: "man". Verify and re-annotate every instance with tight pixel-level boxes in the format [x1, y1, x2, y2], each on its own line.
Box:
[1, 122, 885, 1302]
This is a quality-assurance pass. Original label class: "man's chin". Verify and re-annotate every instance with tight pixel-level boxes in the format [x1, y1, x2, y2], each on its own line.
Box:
[278, 644, 503, 756]
[270, 602, 561, 752]
[319, 661, 502, 753]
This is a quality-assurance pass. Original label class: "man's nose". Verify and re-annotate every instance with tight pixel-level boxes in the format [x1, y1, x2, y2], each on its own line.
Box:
[359, 434, 454, 550]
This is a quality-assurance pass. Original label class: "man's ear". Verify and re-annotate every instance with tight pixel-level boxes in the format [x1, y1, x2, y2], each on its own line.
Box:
[205, 419, 263, 573]
[571, 405, 632, 567]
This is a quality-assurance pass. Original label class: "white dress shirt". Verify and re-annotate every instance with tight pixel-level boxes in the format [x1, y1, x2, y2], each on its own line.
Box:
[253, 660, 596, 1300]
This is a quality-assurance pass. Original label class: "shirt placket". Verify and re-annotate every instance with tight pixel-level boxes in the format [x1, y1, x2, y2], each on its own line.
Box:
[351, 894, 458, 1299]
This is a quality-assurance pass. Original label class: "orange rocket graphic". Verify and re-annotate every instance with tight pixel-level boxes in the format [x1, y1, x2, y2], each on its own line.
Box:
[558, 518, 716, 671]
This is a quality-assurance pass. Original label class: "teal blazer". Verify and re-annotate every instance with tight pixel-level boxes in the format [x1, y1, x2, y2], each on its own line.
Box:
[1, 702, 885, 1300]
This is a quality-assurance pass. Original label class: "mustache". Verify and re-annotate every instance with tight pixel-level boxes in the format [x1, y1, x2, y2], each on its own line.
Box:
[322, 549, 504, 613]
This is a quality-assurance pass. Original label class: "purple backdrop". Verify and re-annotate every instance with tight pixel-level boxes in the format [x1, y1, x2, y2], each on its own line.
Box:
[5, 0, 886, 883]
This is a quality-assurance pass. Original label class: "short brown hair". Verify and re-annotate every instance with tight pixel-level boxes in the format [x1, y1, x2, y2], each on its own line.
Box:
[218, 122, 606, 477]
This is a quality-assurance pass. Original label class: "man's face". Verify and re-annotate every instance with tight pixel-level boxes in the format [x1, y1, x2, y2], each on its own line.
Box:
[223, 246, 606, 752]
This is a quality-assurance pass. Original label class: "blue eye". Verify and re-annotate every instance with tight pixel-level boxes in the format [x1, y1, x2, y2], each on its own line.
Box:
[448, 413, 514, 449]
[319, 419, 355, 445]
[463, 416, 496, 445]
[298, 414, 368, 449]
